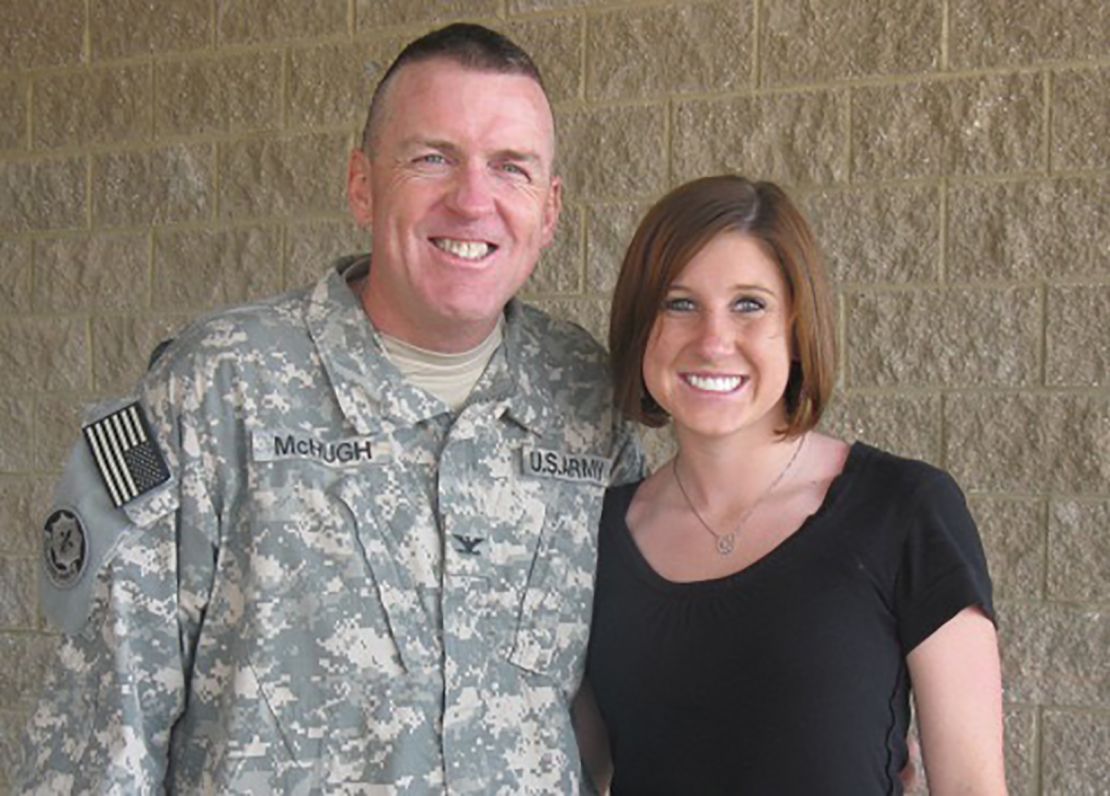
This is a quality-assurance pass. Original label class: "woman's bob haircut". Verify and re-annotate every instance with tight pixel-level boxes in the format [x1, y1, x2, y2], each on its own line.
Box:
[609, 175, 837, 438]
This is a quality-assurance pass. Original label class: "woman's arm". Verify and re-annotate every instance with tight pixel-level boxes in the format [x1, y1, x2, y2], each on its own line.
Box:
[572, 678, 613, 794]
[907, 606, 1007, 795]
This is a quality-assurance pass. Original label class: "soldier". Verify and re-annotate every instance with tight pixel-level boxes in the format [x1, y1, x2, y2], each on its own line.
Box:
[18, 23, 641, 794]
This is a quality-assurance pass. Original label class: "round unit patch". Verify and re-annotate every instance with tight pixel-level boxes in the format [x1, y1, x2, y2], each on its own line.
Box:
[43, 509, 88, 589]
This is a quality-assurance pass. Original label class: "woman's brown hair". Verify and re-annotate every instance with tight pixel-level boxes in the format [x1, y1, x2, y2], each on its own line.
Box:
[609, 175, 836, 437]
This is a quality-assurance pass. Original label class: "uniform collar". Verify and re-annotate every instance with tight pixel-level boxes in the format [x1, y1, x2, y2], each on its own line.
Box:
[304, 257, 556, 436]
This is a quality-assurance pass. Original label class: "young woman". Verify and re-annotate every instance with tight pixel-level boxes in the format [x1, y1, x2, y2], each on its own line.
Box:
[582, 176, 1006, 794]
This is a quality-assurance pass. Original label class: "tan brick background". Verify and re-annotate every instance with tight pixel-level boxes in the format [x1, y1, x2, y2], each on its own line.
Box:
[0, 0, 1106, 792]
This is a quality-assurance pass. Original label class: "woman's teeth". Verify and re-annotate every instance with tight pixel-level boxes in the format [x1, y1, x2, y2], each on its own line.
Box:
[685, 374, 743, 392]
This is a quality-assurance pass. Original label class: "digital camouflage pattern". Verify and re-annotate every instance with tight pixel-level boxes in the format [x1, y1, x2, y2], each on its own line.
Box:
[17, 257, 644, 794]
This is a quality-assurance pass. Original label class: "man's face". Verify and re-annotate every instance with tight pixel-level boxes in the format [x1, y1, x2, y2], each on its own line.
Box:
[351, 58, 562, 352]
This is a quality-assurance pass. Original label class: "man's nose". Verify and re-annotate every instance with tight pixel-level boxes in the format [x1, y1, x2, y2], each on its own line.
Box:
[446, 164, 495, 216]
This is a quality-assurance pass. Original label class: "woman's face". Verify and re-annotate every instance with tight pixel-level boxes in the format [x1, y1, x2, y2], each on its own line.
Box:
[642, 232, 794, 443]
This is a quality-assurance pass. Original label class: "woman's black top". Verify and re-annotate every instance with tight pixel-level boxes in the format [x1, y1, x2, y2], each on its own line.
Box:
[586, 443, 994, 795]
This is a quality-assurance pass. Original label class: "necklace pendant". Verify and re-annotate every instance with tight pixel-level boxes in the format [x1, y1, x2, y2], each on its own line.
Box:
[715, 532, 736, 556]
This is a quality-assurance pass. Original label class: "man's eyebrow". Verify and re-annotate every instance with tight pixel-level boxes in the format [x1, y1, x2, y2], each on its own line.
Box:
[494, 148, 542, 164]
[397, 139, 544, 164]
[398, 137, 459, 154]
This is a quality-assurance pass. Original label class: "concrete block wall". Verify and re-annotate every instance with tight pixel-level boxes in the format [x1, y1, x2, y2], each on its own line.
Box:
[0, 1, 1106, 792]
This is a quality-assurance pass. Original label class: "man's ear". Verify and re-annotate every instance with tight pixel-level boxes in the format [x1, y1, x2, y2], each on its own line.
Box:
[539, 175, 563, 249]
[347, 149, 374, 228]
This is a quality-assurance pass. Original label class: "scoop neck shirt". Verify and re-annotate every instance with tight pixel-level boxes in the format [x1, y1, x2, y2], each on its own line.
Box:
[585, 442, 994, 795]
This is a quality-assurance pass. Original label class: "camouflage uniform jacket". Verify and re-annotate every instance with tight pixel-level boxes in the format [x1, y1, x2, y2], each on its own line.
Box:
[18, 257, 643, 795]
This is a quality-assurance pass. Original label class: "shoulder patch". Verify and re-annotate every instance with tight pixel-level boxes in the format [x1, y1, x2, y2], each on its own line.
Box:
[42, 508, 87, 589]
[82, 402, 170, 507]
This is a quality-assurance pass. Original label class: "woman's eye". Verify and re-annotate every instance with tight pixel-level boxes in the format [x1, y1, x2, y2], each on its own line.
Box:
[662, 297, 696, 312]
[734, 297, 765, 313]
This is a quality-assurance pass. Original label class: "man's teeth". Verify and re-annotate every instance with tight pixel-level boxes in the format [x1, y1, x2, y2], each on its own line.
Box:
[434, 238, 492, 260]
[686, 374, 742, 393]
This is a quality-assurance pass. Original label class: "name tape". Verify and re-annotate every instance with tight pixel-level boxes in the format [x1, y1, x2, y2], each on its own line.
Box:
[252, 431, 383, 467]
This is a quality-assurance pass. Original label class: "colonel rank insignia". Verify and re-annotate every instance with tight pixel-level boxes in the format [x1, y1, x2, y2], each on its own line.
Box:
[83, 402, 170, 507]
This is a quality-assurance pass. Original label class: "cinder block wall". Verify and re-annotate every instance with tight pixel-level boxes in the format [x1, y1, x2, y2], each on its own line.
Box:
[0, 1, 1106, 792]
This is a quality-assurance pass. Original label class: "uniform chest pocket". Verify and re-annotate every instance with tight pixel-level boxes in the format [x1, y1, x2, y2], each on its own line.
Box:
[507, 476, 607, 689]
[235, 462, 412, 763]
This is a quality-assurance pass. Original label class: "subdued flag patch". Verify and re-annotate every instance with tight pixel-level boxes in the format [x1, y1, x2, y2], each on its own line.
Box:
[83, 402, 170, 507]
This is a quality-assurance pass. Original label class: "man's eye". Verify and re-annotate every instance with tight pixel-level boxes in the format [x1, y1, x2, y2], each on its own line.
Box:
[662, 297, 696, 312]
[415, 153, 447, 165]
[499, 162, 529, 179]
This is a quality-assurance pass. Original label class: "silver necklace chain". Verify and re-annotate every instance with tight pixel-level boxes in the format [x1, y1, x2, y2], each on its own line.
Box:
[672, 433, 807, 556]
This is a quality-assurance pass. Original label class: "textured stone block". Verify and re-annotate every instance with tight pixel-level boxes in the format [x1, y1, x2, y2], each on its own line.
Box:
[356, 0, 498, 30]
[584, 201, 649, 296]
[33, 233, 150, 312]
[1043, 710, 1110, 796]
[846, 287, 1039, 387]
[675, 90, 846, 187]
[505, 16, 582, 104]
[950, 0, 1110, 68]
[285, 218, 367, 291]
[1053, 67, 1110, 171]
[0, 557, 37, 628]
[91, 0, 211, 60]
[1003, 705, 1037, 796]
[33, 65, 151, 150]
[509, 0, 621, 10]
[0, 399, 34, 472]
[945, 394, 1110, 494]
[0, 319, 89, 392]
[852, 74, 1042, 179]
[218, 132, 348, 220]
[93, 144, 213, 227]
[763, 0, 940, 85]
[0, 477, 53, 556]
[288, 40, 397, 130]
[947, 177, 1109, 282]
[531, 297, 608, 346]
[805, 185, 940, 285]
[0, 0, 84, 70]
[153, 226, 282, 310]
[91, 316, 190, 391]
[999, 603, 1108, 707]
[0, 76, 28, 150]
[0, 240, 32, 312]
[0, 633, 54, 709]
[1047, 285, 1110, 387]
[217, 0, 347, 44]
[156, 53, 282, 136]
[967, 497, 1045, 602]
[588, 2, 751, 100]
[1048, 500, 1110, 602]
[0, 708, 28, 787]
[523, 204, 581, 296]
[0, 156, 86, 233]
[558, 105, 667, 201]
[820, 393, 942, 464]
[34, 393, 90, 472]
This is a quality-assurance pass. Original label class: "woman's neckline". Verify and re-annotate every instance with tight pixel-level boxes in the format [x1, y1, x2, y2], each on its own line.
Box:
[614, 441, 871, 592]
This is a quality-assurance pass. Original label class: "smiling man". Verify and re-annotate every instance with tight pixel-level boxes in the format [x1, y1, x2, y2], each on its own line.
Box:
[17, 24, 641, 794]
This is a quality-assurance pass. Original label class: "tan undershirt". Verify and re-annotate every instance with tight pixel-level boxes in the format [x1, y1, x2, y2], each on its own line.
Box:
[379, 318, 504, 412]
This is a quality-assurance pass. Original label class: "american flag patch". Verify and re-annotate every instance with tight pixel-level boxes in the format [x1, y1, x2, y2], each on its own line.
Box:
[83, 403, 170, 507]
